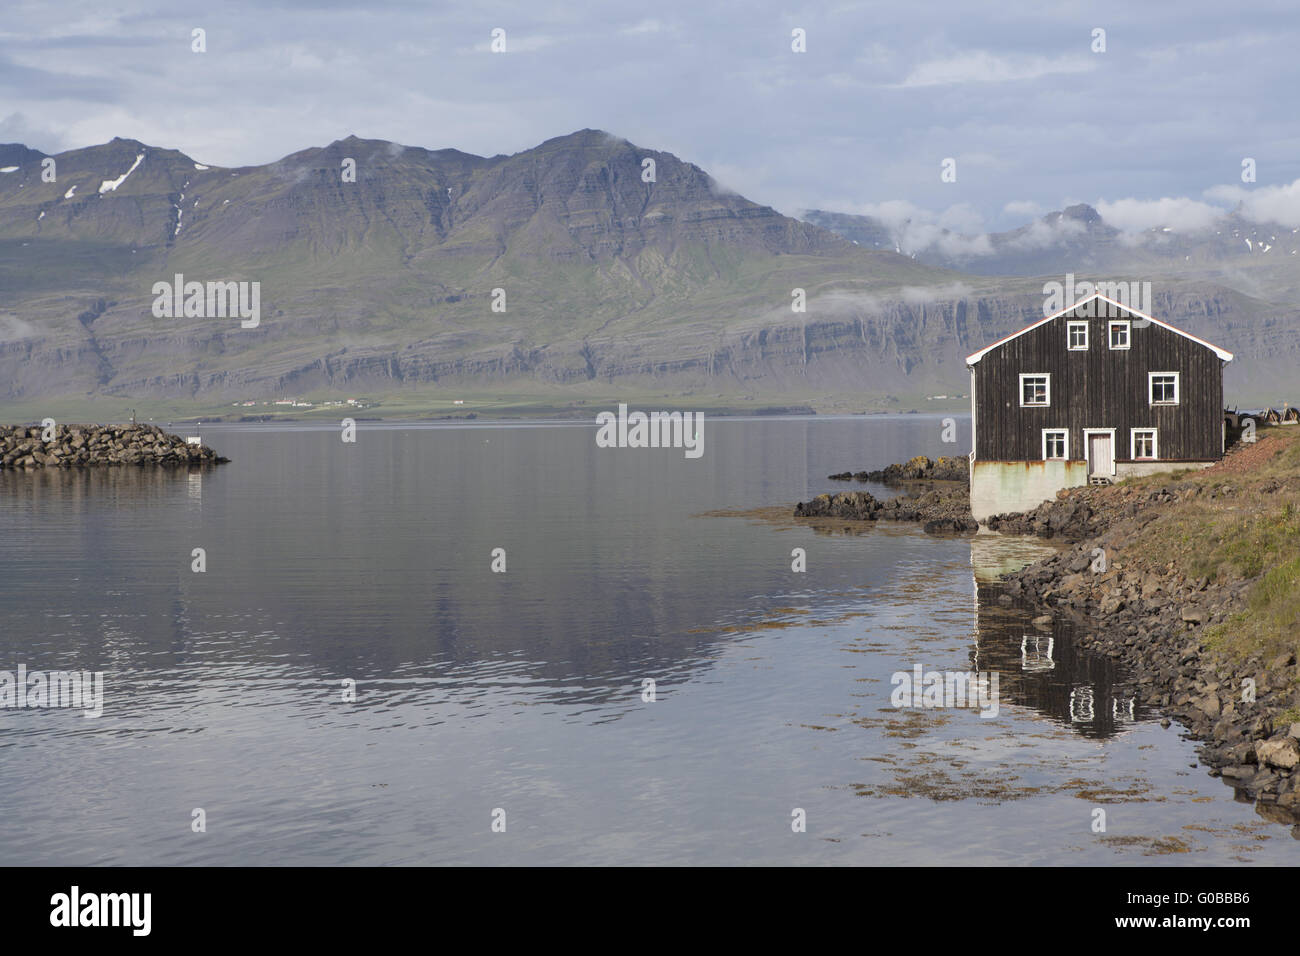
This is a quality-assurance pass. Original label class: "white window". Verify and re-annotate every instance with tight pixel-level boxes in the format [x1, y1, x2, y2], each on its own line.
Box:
[1149, 372, 1179, 405]
[1019, 373, 1050, 407]
[1067, 321, 1088, 350]
[1108, 320, 1130, 349]
[1131, 428, 1158, 460]
[1042, 429, 1069, 460]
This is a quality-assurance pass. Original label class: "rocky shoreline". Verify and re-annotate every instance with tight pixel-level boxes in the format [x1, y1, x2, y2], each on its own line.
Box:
[800, 453, 1257, 541]
[1004, 534, 1300, 823]
[797, 440, 1300, 827]
[829, 454, 969, 484]
[0, 424, 228, 468]
[794, 484, 977, 533]
[996, 449, 1300, 825]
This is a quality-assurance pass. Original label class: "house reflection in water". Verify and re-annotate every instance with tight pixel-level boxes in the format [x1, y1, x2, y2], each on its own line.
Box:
[969, 533, 1143, 740]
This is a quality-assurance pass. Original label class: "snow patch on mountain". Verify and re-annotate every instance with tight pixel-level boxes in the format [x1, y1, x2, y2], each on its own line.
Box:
[99, 152, 145, 193]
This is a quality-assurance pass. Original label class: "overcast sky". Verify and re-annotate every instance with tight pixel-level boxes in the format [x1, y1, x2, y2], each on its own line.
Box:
[3, 0, 1298, 232]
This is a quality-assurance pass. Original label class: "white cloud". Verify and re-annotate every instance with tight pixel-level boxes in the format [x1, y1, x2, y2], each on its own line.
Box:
[0, 314, 37, 342]
[817, 181, 1300, 256]
[999, 215, 1087, 251]
[837, 200, 993, 257]
[1205, 180, 1300, 229]
[1094, 196, 1225, 233]
[935, 202, 984, 235]
[893, 51, 1095, 88]
[844, 199, 925, 229]
[931, 229, 993, 258]
[815, 282, 973, 315]
[622, 19, 668, 35]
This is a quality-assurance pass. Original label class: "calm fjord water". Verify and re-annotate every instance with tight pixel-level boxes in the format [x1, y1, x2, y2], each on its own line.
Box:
[1, 416, 1296, 865]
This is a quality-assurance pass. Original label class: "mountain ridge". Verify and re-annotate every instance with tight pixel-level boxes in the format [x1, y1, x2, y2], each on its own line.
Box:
[0, 130, 1296, 409]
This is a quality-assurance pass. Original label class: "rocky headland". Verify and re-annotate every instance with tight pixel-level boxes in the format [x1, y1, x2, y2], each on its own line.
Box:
[802, 455, 976, 532]
[794, 484, 977, 533]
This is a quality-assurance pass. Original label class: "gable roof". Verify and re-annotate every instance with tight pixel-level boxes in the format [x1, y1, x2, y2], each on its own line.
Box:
[965, 293, 1234, 365]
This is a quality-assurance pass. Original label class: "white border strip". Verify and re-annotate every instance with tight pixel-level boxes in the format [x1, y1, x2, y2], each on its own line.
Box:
[965, 293, 1234, 365]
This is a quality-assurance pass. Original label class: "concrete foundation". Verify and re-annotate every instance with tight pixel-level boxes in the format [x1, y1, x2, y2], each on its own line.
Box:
[970, 458, 1218, 520]
[970, 460, 1089, 521]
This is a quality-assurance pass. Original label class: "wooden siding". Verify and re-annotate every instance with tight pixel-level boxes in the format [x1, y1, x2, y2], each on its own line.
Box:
[974, 305, 1224, 462]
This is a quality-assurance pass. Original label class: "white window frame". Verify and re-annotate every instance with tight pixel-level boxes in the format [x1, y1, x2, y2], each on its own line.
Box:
[1019, 373, 1051, 407]
[1083, 428, 1118, 476]
[1108, 320, 1131, 350]
[1148, 371, 1179, 406]
[1042, 428, 1069, 461]
[1131, 428, 1158, 460]
[1067, 321, 1089, 350]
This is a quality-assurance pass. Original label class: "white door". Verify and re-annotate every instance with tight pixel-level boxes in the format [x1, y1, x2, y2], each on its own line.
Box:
[1088, 433, 1113, 477]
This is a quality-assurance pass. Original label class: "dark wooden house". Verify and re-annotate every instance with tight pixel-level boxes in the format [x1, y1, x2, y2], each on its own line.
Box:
[965, 293, 1233, 520]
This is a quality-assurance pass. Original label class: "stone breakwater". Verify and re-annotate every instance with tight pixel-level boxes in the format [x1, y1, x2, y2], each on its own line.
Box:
[0, 424, 228, 468]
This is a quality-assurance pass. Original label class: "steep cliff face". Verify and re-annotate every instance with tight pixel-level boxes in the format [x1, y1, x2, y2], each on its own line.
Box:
[0, 131, 1294, 407]
[9, 287, 1281, 405]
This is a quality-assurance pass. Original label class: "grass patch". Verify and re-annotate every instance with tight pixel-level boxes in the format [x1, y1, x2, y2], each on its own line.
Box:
[1123, 429, 1300, 665]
